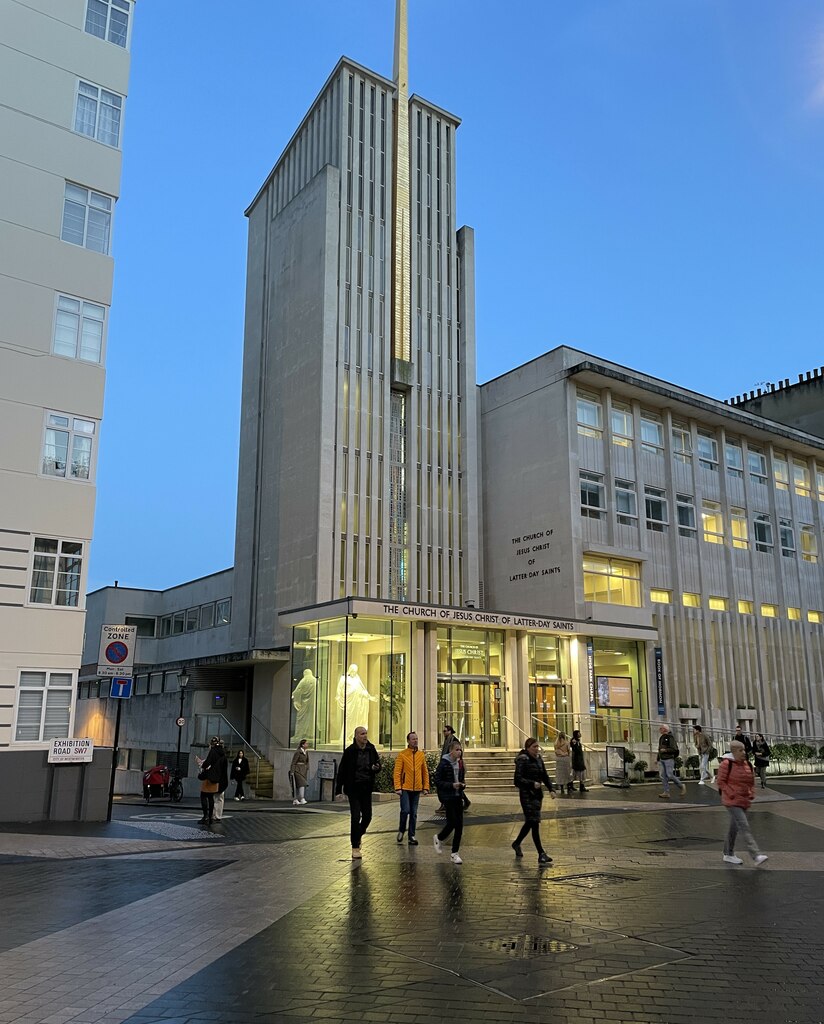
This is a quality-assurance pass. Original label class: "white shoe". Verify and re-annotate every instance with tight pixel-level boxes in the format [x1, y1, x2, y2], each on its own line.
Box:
[698, 780, 705, 785]
[450, 852, 463, 864]
[299, 798, 307, 804]
[753, 854, 769, 866]
[292, 799, 299, 806]
[352, 848, 362, 859]
[723, 854, 743, 865]
[433, 835, 442, 854]
[234, 796, 241, 801]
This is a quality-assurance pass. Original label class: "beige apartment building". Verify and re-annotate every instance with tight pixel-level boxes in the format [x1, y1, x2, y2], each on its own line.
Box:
[0, 0, 133, 753]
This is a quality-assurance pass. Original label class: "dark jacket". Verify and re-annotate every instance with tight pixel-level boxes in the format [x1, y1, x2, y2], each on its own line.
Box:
[230, 754, 250, 782]
[514, 749, 554, 821]
[657, 731, 679, 761]
[752, 740, 771, 767]
[434, 754, 465, 803]
[335, 741, 380, 795]
[570, 737, 586, 772]
[733, 732, 753, 758]
[200, 744, 227, 786]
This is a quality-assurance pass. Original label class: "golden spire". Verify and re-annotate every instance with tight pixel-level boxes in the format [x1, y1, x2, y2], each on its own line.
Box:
[392, 0, 411, 362]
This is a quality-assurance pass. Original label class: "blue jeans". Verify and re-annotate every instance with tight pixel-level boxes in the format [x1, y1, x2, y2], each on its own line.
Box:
[699, 752, 710, 782]
[659, 758, 684, 793]
[399, 790, 421, 837]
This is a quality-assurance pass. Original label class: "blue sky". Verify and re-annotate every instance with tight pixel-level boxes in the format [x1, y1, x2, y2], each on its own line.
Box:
[90, 0, 824, 592]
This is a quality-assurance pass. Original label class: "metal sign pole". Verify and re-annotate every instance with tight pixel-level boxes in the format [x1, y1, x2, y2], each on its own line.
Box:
[106, 699, 123, 823]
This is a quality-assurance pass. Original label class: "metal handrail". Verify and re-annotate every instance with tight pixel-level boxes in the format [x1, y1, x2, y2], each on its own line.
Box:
[529, 714, 599, 753]
[193, 714, 264, 792]
[250, 713, 288, 759]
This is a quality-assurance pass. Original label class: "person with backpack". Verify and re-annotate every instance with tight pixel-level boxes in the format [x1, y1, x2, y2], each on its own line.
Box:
[693, 725, 713, 785]
[657, 724, 685, 799]
[511, 738, 555, 864]
[718, 740, 768, 867]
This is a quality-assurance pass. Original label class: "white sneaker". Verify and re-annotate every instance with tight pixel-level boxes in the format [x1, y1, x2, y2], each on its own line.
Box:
[754, 854, 769, 866]
[723, 854, 743, 865]
[351, 848, 362, 859]
[698, 780, 705, 785]
[450, 852, 463, 864]
[299, 798, 307, 804]
[433, 835, 442, 854]
[234, 796, 241, 801]
[292, 799, 299, 806]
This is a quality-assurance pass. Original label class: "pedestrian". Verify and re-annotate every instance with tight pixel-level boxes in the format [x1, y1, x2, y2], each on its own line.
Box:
[197, 736, 225, 825]
[752, 734, 771, 789]
[212, 740, 229, 820]
[570, 729, 588, 792]
[554, 732, 573, 794]
[393, 731, 430, 845]
[733, 725, 753, 762]
[230, 749, 250, 801]
[693, 725, 713, 784]
[657, 724, 685, 799]
[435, 724, 457, 814]
[511, 738, 555, 864]
[334, 726, 380, 859]
[290, 739, 309, 805]
[433, 741, 465, 864]
[718, 740, 768, 866]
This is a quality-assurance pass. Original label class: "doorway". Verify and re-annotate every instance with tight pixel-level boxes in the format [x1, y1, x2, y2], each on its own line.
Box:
[437, 679, 503, 748]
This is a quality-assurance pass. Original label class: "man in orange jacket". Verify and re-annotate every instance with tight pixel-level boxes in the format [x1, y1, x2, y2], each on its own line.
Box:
[393, 731, 430, 846]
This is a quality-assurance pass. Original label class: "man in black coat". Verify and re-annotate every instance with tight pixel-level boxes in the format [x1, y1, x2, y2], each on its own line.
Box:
[335, 726, 380, 859]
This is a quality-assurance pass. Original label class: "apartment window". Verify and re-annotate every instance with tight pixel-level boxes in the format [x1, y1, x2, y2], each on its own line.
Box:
[730, 507, 749, 550]
[697, 432, 718, 470]
[615, 479, 637, 524]
[725, 441, 744, 478]
[788, 607, 801, 621]
[216, 598, 232, 625]
[53, 295, 105, 362]
[610, 404, 633, 447]
[15, 671, 73, 741]
[754, 513, 773, 554]
[761, 604, 777, 618]
[41, 413, 95, 480]
[672, 423, 692, 464]
[576, 391, 602, 438]
[640, 412, 664, 454]
[200, 602, 215, 629]
[708, 596, 728, 612]
[801, 525, 819, 564]
[61, 184, 112, 254]
[738, 600, 754, 615]
[29, 539, 82, 606]
[185, 608, 199, 632]
[582, 556, 641, 607]
[702, 500, 724, 544]
[773, 454, 789, 491]
[74, 81, 123, 147]
[650, 589, 671, 604]
[676, 494, 696, 537]
[779, 519, 796, 558]
[808, 610, 823, 624]
[124, 615, 155, 638]
[645, 487, 668, 532]
[793, 461, 811, 498]
[682, 592, 700, 608]
[580, 472, 605, 519]
[748, 448, 767, 483]
[85, 0, 131, 46]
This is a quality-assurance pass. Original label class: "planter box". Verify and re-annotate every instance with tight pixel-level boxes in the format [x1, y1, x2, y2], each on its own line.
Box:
[787, 710, 808, 722]
[736, 711, 757, 722]
[678, 709, 701, 722]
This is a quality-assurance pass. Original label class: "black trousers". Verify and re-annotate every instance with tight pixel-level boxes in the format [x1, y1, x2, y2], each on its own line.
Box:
[514, 820, 544, 852]
[200, 792, 214, 821]
[347, 784, 373, 848]
[437, 798, 464, 852]
[234, 779, 245, 798]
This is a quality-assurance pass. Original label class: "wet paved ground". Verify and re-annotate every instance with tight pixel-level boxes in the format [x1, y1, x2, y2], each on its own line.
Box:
[1, 779, 823, 1024]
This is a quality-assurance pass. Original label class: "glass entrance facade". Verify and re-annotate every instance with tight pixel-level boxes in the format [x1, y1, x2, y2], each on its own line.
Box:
[436, 626, 504, 747]
[588, 638, 649, 744]
[528, 634, 572, 741]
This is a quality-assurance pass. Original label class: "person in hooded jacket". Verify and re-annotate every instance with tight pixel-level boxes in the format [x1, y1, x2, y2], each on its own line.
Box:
[197, 736, 227, 826]
[511, 738, 555, 864]
[717, 740, 768, 867]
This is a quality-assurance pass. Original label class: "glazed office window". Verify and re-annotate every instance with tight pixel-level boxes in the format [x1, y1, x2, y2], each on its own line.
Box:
[615, 479, 637, 524]
[793, 461, 811, 498]
[748, 448, 767, 483]
[85, 0, 130, 47]
[200, 602, 215, 629]
[15, 671, 73, 741]
[185, 608, 198, 632]
[172, 611, 184, 635]
[74, 81, 123, 147]
[738, 600, 754, 615]
[697, 432, 718, 471]
[159, 616, 171, 638]
[134, 674, 149, 695]
[639, 412, 664, 455]
[800, 525, 818, 563]
[788, 607, 801, 622]
[148, 672, 163, 695]
[760, 604, 777, 618]
[61, 183, 112, 254]
[809, 610, 823, 624]
[754, 513, 773, 553]
[682, 592, 700, 608]
[582, 555, 641, 607]
[124, 615, 155, 638]
[671, 423, 692, 464]
[610, 404, 633, 447]
[576, 391, 602, 438]
[580, 472, 605, 519]
[216, 598, 232, 625]
[725, 441, 744, 478]
[773, 454, 789, 491]
[817, 469, 824, 502]
[701, 501, 724, 544]
[676, 494, 696, 537]
[708, 596, 728, 612]
[650, 589, 671, 604]
[730, 508, 749, 550]
[41, 413, 95, 480]
[53, 295, 105, 362]
[29, 539, 83, 606]
[644, 487, 668, 532]
[779, 519, 796, 558]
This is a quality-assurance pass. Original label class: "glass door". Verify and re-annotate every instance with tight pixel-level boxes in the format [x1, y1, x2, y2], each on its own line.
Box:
[530, 683, 572, 743]
[437, 679, 503, 748]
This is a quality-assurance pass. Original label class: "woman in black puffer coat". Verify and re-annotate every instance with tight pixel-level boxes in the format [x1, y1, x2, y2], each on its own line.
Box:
[512, 738, 555, 864]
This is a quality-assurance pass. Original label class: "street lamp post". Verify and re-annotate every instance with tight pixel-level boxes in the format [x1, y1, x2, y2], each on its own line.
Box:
[176, 666, 190, 771]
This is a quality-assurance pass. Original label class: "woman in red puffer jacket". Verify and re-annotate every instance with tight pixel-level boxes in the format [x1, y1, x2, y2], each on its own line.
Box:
[716, 741, 768, 867]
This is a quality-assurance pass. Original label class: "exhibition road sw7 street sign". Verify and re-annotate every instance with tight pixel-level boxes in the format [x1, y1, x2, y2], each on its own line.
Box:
[97, 624, 137, 677]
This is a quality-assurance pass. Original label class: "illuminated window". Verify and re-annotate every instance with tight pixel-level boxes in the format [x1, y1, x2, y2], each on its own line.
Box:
[780, 519, 795, 558]
[788, 607, 801, 621]
[682, 592, 700, 608]
[754, 513, 773, 553]
[730, 508, 749, 550]
[773, 454, 789, 491]
[801, 525, 818, 564]
[650, 589, 671, 604]
[793, 461, 811, 498]
[577, 391, 602, 438]
[645, 487, 668, 532]
[676, 494, 696, 537]
[640, 412, 664, 455]
[615, 479, 637, 524]
[748, 448, 767, 483]
[582, 555, 641, 607]
[610, 404, 633, 447]
[738, 600, 754, 615]
[760, 603, 777, 618]
[580, 472, 605, 519]
[697, 431, 718, 470]
[817, 469, 824, 502]
[672, 423, 692, 463]
[725, 441, 743, 478]
[702, 500, 724, 544]
[809, 610, 823, 624]
[708, 596, 728, 612]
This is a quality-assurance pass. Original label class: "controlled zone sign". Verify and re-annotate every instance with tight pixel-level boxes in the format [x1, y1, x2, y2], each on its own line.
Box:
[97, 624, 137, 677]
[48, 737, 94, 763]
